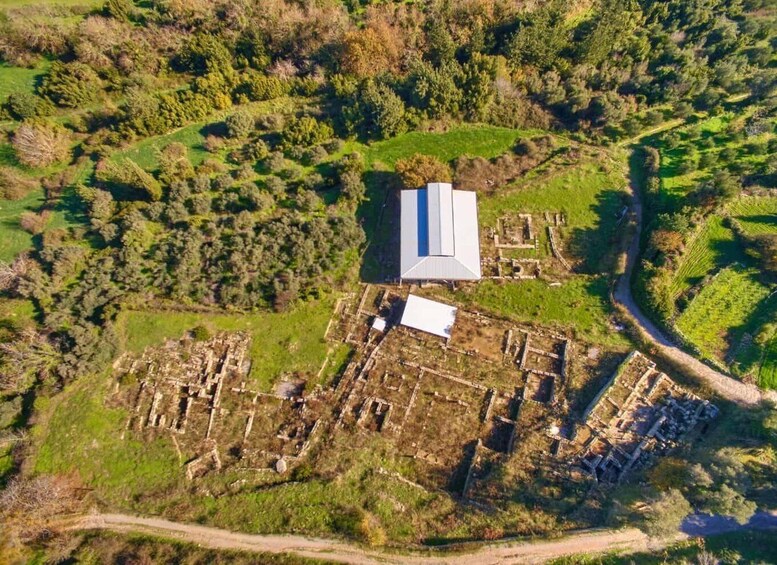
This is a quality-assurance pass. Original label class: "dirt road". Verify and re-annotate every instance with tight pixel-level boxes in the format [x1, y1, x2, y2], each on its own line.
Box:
[68, 513, 658, 564]
[65, 511, 777, 564]
[613, 160, 777, 406]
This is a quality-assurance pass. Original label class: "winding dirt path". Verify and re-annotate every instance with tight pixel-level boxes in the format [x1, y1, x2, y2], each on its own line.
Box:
[62, 511, 777, 564]
[613, 158, 777, 406]
[65, 513, 658, 564]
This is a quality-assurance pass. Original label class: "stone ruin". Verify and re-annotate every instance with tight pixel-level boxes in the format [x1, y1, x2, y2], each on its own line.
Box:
[571, 351, 717, 484]
[329, 286, 576, 497]
[481, 211, 571, 279]
[113, 331, 324, 479]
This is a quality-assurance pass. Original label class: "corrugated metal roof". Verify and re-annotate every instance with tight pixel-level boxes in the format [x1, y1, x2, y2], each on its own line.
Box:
[400, 183, 481, 281]
[400, 294, 457, 338]
[427, 183, 455, 256]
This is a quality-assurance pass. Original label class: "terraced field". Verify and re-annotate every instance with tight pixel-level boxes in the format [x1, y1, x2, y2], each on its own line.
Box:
[730, 196, 777, 237]
[670, 216, 740, 298]
[760, 336, 777, 390]
[676, 266, 773, 369]
[676, 266, 777, 388]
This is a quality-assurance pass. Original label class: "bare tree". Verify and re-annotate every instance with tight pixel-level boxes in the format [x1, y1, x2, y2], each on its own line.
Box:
[0, 329, 61, 393]
[12, 122, 71, 168]
[0, 475, 81, 546]
[0, 253, 33, 294]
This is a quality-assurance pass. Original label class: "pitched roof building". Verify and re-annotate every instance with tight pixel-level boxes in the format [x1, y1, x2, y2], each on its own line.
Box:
[400, 182, 481, 281]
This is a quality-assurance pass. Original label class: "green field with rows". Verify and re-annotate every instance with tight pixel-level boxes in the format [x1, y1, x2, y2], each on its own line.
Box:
[730, 196, 777, 237]
[760, 336, 777, 390]
[670, 216, 741, 298]
[676, 267, 774, 380]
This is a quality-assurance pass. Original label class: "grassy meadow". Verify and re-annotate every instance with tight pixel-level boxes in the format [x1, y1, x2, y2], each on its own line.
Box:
[116, 297, 338, 391]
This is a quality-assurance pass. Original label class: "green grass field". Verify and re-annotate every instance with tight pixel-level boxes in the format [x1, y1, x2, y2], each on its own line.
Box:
[670, 215, 741, 297]
[730, 195, 777, 237]
[0, 188, 46, 262]
[32, 371, 183, 510]
[760, 334, 777, 390]
[676, 266, 772, 366]
[0, 61, 49, 102]
[437, 276, 628, 346]
[116, 297, 337, 391]
[110, 97, 300, 171]
[480, 158, 628, 272]
[363, 124, 537, 168]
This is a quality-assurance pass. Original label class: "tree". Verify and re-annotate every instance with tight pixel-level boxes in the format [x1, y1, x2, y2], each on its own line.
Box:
[3, 92, 51, 120]
[649, 229, 684, 256]
[0, 475, 81, 546]
[700, 484, 757, 525]
[157, 143, 194, 185]
[749, 234, 777, 275]
[281, 116, 334, 149]
[225, 110, 254, 139]
[12, 121, 70, 168]
[507, 6, 570, 70]
[460, 54, 497, 120]
[357, 81, 407, 139]
[96, 158, 163, 201]
[409, 60, 463, 119]
[0, 167, 39, 200]
[38, 61, 101, 108]
[176, 33, 232, 75]
[19, 210, 51, 234]
[640, 489, 692, 538]
[395, 154, 453, 189]
[340, 23, 403, 79]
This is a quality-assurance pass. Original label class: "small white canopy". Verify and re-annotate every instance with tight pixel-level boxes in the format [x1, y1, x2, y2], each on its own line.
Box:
[371, 317, 387, 332]
[400, 294, 457, 339]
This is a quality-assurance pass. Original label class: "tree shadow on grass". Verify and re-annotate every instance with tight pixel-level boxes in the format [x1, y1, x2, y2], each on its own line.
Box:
[566, 188, 630, 274]
[54, 185, 88, 227]
[735, 214, 777, 232]
[358, 170, 400, 283]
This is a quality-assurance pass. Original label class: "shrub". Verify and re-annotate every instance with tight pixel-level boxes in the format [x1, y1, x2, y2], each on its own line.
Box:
[39, 61, 101, 108]
[514, 138, 539, 158]
[96, 158, 163, 201]
[281, 116, 333, 149]
[20, 210, 52, 234]
[225, 110, 254, 139]
[191, 325, 211, 341]
[3, 92, 51, 120]
[238, 74, 291, 101]
[0, 167, 39, 200]
[395, 153, 452, 189]
[302, 145, 328, 166]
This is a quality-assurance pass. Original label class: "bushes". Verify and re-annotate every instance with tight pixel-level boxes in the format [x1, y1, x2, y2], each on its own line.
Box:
[96, 158, 163, 201]
[19, 210, 52, 234]
[0, 167, 39, 200]
[39, 62, 101, 108]
[395, 153, 452, 189]
[237, 73, 291, 101]
[3, 93, 52, 121]
[281, 116, 334, 149]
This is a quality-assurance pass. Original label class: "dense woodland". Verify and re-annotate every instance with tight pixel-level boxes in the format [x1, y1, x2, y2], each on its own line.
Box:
[0, 0, 776, 556]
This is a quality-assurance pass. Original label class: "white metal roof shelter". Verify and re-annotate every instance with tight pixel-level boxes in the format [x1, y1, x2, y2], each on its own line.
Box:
[400, 294, 457, 339]
[400, 182, 481, 281]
